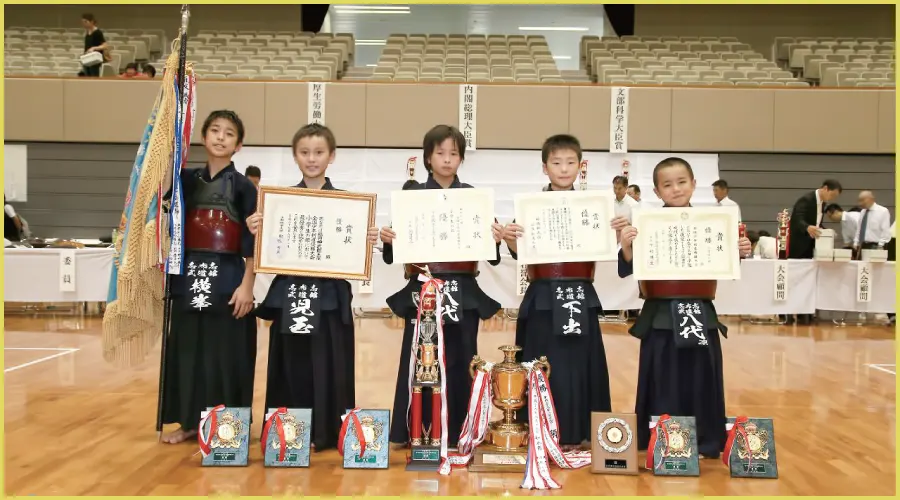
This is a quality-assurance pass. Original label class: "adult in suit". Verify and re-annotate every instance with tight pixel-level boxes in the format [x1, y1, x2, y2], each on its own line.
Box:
[787, 179, 843, 324]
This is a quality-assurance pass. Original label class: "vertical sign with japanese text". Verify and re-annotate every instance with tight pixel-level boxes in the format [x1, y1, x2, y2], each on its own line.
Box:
[308, 82, 326, 125]
[459, 84, 478, 151]
[59, 249, 77, 292]
[610, 87, 629, 154]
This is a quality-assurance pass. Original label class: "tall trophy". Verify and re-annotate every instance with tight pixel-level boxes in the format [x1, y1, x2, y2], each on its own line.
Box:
[468, 345, 550, 472]
[776, 209, 790, 260]
[579, 160, 588, 190]
[406, 281, 443, 471]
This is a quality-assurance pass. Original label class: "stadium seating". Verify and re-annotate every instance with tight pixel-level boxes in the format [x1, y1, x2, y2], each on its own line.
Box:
[774, 37, 895, 87]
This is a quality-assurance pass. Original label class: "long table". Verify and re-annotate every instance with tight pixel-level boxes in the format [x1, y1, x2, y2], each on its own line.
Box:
[5, 248, 895, 314]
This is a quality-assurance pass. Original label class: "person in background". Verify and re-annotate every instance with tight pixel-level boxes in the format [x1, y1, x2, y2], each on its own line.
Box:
[79, 13, 108, 77]
[712, 179, 741, 221]
[119, 63, 140, 78]
[140, 64, 156, 78]
[747, 230, 777, 259]
[244, 165, 261, 187]
[627, 184, 641, 202]
[612, 175, 639, 222]
[851, 190, 892, 255]
[4, 196, 23, 241]
[825, 204, 861, 249]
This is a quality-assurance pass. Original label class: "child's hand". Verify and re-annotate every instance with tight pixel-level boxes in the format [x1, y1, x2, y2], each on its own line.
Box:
[610, 216, 630, 232]
[491, 222, 504, 243]
[380, 226, 396, 244]
[367, 226, 379, 245]
[620, 225, 638, 248]
[247, 212, 263, 236]
[738, 236, 752, 258]
[502, 223, 523, 243]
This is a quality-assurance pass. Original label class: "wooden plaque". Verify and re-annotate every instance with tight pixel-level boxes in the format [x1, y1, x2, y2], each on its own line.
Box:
[254, 186, 377, 280]
[591, 412, 639, 475]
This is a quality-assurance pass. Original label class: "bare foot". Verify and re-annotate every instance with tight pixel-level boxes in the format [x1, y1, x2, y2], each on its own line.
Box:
[161, 427, 198, 444]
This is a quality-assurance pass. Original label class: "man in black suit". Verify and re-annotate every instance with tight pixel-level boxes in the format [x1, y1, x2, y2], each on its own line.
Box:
[787, 179, 843, 324]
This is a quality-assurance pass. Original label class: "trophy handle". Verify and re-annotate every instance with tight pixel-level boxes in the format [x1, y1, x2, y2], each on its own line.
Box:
[533, 355, 551, 380]
[469, 356, 485, 379]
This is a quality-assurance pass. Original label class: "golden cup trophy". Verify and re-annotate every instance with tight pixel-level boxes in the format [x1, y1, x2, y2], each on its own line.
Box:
[579, 160, 588, 190]
[406, 281, 444, 471]
[468, 345, 550, 472]
[776, 209, 790, 260]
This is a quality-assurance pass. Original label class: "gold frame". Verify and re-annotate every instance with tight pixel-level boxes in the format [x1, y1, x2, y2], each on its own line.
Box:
[253, 185, 377, 281]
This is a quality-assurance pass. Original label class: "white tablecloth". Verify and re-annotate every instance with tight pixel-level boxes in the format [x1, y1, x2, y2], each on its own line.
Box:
[6, 247, 893, 315]
[4, 247, 115, 302]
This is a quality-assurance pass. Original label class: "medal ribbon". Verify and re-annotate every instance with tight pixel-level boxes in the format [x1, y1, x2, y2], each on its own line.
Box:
[406, 275, 450, 473]
[164, 73, 196, 274]
[645, 413, 672, 470]
[261, 407, 289, 462]
[722, 415, 751, 470]
[338, 408, 368, 459]
[197, 404, 225, 458]
[438, 362, 494, 475]
[521, 366, 591, 490]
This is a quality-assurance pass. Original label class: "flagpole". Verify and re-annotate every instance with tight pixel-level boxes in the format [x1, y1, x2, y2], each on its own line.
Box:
[157, 3, 191, 441]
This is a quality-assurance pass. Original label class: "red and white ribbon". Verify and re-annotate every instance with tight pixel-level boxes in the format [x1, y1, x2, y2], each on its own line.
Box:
[722, 415, 750, 469]
[437, 360, 494, 474]
[197, 404, 225, 458]
[646, 413, 672, 470]
[521, 365, 591, 490]
[338, 407, 368, 458]
[261, 407, 289, 462]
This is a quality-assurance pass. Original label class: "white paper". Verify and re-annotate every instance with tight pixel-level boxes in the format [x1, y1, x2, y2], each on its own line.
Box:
[459, 84, 477, 151]
[513, 190, 618, 264]
[4, 144, 28, 202]
[631, 206, 741, 281]
[308, 82, 326, 125]
[58, 249, 76, 292]
[773, 261, 788, 302]
[857, 261, 872, 303]
[609, 87, 629, 154]
[390, 188, 497, 264]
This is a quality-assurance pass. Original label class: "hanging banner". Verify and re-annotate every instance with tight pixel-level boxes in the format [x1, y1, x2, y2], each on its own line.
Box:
[59, 249, 77, 292]
[308, 82, 327, 125]
[459, 84, 478, 151]
[856, 261, 872, 303]
[610, 87, 629, 154]
[773, 262, 788, 302]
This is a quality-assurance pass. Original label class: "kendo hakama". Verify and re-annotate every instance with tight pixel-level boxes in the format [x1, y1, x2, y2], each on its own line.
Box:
[618, 249, 727, 458]
[161, 164, 259, 433]
[254, 178, 356, 450]
[510, 256, 612, 446]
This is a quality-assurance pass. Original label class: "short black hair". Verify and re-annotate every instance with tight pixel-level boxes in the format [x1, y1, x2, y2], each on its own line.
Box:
[423, 125, 466, 172]
[847, 206, 862, 212]
[612, 175, 629, 188]
[142, 64, 156, 77]
[822, 179, 843, 192]
[81, 13, 96, 23]
[758, 230, 772, 237]
[291, 123, 337, 154]
[746, 229, 760, 244]
[201, 110, 245, 145]
[825, 203, 843, 214]
[627, 184, 641, 194]
[245, 165, 261, 178]
[712, 179, 729, 189]
[652, 157, 694, 187]
[125, 62, 138, 71]
[541, 134, 582, 164]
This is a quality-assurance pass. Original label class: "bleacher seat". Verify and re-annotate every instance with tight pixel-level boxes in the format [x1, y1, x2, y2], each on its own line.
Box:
[775, 36, 895, 87]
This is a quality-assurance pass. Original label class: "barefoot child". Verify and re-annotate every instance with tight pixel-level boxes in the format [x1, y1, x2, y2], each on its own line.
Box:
[501, 134, 613, 450]
[160, 110, 259, 444]
[379, 124, 504, 447]
[247, 123, 378, 450]
[617, 157, 752, 459]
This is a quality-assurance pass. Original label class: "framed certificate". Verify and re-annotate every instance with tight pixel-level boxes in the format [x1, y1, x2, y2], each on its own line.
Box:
[390, 188, 497, 264]
[513, 190, 618, 264]
[631, 206, 741, 281]
[254, 186, 377, 280]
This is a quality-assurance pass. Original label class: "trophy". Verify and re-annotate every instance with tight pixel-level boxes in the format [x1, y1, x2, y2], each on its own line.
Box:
[776, 209, 790, 260]
[468, 345, 550, 472]
[579, 160, 588, 190]
[621, 158, 630, 177]
[407, 156, 416, 181]
[406, 281, 443, 471]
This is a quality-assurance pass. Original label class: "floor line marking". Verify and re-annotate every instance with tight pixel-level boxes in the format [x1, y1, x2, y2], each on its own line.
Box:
[5, 349, 79, 373]
[5, 347, 80, 351]
[865, 364, 897, 375]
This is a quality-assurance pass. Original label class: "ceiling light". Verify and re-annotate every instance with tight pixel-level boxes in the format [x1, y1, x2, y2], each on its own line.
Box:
[333, 5, 410, 13]
[334, 5, 409, 10]
[518, 26, 590, 32]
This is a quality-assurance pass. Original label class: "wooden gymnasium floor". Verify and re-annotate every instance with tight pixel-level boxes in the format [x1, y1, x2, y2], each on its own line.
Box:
[4, 311, 896, 496]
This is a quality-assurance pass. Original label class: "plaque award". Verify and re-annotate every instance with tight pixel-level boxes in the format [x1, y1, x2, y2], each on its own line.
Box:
[590, 412, 638, 475]
[468, 345, 550, 472]
[406, 280, 443, 471]
[647, 414, 700, 476]
[262, 408, 312, 468]
[339, 408, 390, 469]
[199, 406, 251, 467]
[776, 209, 790, 260]
[724, 416, 778, 478]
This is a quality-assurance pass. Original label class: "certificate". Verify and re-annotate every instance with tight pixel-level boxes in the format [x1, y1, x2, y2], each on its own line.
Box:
[254, 186, 377, 280]
[631, 206, 741, 281]
[390, 188, 497, 264]
[513, 190, 617, 264]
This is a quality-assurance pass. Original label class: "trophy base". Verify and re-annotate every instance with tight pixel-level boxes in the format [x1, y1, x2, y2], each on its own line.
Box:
[405, 445, 441, 471]
[468, 446, 528, 473]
